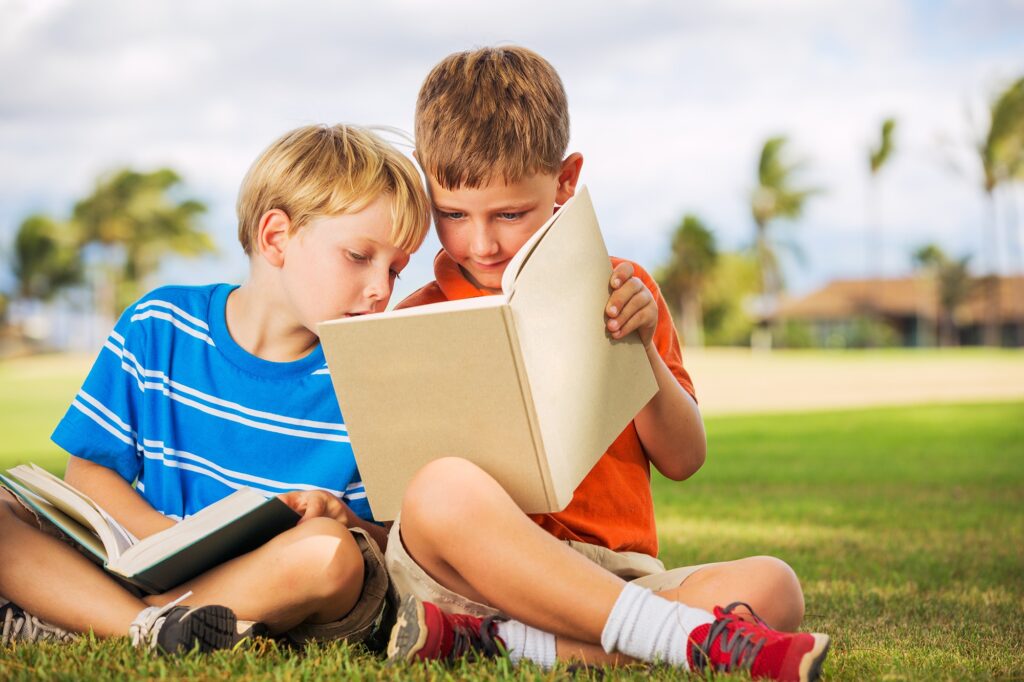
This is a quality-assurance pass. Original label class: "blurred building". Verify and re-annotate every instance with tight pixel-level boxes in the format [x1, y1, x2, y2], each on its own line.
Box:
[775, 276, 1024, 347]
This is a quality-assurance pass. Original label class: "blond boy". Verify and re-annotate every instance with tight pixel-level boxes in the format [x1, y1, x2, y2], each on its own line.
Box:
[0, 125, 429, 652]
[385, 48, 830, 682]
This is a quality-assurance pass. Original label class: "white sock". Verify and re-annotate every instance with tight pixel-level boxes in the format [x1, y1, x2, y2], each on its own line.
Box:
[599, 582, 714, 668]
[496, 619, 557, 668]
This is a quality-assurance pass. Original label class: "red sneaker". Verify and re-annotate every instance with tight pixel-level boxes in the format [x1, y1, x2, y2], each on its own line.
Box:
[687, 602, 830, 682]
[387, 595, 506, 663]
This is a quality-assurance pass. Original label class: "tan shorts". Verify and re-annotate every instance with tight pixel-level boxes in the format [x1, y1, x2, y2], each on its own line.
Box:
[1, 486, 395, 648]
[285, 526, 397, 649]
[384, 514, 713, 619]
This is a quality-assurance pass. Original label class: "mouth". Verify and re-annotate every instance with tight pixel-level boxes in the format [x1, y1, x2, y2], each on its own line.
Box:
[471, 258, 509, 271]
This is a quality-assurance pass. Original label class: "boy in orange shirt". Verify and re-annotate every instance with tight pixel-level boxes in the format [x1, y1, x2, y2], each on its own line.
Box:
[384, 47, 830, 681]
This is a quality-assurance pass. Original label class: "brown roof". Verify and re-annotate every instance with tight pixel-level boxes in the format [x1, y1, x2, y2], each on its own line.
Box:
[776, 276, 1024, 323]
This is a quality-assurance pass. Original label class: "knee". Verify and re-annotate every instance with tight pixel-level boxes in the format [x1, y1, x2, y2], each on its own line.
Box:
[401, 457, 494, 530]
[745, 555, 804, 630]
[283, 518, 364, 601]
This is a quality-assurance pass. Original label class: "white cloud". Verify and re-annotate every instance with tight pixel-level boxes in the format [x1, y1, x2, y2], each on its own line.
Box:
[1, 0, 1022, 298]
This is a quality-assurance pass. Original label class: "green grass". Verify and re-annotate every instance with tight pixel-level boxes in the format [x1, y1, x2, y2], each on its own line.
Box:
[1, 355, 1022, 680]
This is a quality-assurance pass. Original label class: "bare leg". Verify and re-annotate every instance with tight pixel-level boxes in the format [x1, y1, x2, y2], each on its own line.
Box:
[0, 490, 145, 635]
[144, 517, 364, 634]
[400, 458, 805, 665]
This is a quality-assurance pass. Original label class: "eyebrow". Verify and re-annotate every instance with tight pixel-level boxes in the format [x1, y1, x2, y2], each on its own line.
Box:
[433, 202, 535, 213]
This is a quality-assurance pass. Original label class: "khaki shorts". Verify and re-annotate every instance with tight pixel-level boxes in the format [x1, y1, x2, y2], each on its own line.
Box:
[384, 513, 714, 619]
[1, 486, 395, 648]
[285, 526, 397, 649]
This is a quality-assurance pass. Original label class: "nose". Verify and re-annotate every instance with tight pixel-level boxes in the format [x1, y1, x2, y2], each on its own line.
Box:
[469, 220, 500, 258]
[364, 267, 392, 310]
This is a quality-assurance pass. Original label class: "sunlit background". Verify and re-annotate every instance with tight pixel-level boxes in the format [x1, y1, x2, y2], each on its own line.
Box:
[2, 0, 1023, 350]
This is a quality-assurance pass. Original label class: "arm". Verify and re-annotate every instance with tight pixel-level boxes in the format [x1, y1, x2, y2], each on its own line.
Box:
[605, 261, 707, 481]
[278, 490, 388, 550]
[64, 455, 176, 539]
[633, 345, 706, 480]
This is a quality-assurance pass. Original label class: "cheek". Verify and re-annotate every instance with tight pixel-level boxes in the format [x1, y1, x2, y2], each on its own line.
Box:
[436, 224, 470, 257]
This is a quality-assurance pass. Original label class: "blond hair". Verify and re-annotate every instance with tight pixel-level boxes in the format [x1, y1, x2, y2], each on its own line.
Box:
[415, 46, 570, 190]
[237, 124, 430, 255]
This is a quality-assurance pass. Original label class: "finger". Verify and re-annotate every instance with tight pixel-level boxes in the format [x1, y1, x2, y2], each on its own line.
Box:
[609, 262, 635, 289]
[278, 492, 305, 513]
[302, 496, 326, 522]
[613, 305, 656, 339]
[609, 288, 654, 334]
[606, 277, 646, 322]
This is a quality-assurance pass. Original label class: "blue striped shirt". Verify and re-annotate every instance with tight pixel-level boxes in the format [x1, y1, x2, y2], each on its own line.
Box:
[51, 283, 372, 521]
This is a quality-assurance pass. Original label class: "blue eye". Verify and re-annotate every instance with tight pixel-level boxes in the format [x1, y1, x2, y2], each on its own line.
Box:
[497, 212, 525, 221]
[440, 211, 465, 221]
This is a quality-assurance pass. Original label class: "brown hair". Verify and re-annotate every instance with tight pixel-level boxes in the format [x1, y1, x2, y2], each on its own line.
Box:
[415, 46, 570, 190]
[236, 124, 430, 255]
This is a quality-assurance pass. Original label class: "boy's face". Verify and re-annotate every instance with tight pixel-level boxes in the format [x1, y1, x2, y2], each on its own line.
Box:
[428, 154, 581, 291]
[278, 196, 410, 332]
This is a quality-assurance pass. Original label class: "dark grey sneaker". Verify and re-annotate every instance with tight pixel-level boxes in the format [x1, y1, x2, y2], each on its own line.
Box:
[0, 601, 78, 645]
[129, 597, 265, 654]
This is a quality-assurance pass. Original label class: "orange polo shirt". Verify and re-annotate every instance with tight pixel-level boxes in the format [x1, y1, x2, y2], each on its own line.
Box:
[398, 250, 697, 558]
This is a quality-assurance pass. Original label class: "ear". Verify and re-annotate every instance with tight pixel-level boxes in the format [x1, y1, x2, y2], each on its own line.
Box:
[256, 209, 293, 268]
[555, 152, 584, 205]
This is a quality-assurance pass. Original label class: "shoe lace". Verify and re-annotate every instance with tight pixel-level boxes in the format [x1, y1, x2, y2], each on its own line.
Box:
[128, 590, 192, 650]
[693, 601, 782, 673]
[446, 613, 505, 661]
[1, 602, 77, 644]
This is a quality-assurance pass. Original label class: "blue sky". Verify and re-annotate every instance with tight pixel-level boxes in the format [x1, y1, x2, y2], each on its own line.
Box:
[1, 0, 1022, 302]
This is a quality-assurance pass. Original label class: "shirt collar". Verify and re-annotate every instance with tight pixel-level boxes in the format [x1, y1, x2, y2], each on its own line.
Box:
[433, 249, 496, 300]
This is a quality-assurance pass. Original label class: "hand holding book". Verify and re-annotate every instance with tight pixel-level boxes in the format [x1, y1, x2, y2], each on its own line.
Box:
[278, 490, 355, 525]
[606, 260, 659, 347]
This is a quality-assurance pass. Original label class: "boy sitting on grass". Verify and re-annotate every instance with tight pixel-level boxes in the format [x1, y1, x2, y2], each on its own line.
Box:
[0, 124, 430, 653]
[384, 47, 830, 681]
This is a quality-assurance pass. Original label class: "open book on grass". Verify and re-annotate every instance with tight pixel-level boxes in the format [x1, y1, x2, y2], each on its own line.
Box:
[319, 186, 658, 520]
[0, 463, 299, 594]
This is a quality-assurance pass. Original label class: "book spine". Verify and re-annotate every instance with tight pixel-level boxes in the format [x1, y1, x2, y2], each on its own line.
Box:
[500, 306, 556, 509]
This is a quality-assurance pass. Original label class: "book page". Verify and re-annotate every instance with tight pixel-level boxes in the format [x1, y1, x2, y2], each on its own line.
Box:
[0, 478, 107, 560]
[6, 464, 131, 559]
[507, 186, 659, 508]
[501, 201, 565, 297]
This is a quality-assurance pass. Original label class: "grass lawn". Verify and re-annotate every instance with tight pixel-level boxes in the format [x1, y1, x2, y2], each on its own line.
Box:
[0, 354, 1022, 680]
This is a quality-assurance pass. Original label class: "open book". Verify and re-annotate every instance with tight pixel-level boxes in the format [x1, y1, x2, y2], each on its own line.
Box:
[318, 186, 658, 520]
[0, 464, 299, 594]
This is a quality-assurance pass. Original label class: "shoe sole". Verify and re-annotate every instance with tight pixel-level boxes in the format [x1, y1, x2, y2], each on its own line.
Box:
[161, 605, 240, 654]
[799, 633, 831, 682]
[387, 595, 428, 662]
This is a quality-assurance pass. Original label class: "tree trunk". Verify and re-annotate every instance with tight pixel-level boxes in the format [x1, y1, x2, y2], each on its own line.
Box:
[1003, 185, 1023, 346]
[983, 193, 1001, 346]
[753, 221, 775, 351]
[680, 291, 704, 348]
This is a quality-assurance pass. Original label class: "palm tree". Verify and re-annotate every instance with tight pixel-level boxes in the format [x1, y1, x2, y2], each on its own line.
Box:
[975, 76, 1024, 345]
[72, 168, 213, 314]
[11, 214, 84, 301]
[750, 136, 820, 347]
[657, 214, 718, 347]
[867, 118, 897, 280]
[913, 244, 973, 347]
